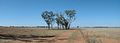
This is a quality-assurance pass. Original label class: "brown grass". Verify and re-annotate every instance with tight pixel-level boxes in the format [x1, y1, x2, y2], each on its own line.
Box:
[0, 27, 120, 43]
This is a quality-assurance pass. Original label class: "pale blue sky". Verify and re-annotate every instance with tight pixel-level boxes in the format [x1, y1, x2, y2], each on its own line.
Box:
[0, 0, 120, 27]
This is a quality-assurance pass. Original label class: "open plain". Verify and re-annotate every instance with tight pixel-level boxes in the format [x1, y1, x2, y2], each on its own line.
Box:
[0, 27, 120, 43]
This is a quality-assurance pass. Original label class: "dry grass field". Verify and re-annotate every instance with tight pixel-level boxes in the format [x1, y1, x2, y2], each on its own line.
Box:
[0, 27, 120, 43]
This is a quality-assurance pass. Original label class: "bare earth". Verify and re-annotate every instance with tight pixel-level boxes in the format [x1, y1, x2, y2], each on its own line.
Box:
[0, 27, 120, 43]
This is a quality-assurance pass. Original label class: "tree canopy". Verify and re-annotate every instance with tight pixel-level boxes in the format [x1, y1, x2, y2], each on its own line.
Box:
[41, 10, 77, 29]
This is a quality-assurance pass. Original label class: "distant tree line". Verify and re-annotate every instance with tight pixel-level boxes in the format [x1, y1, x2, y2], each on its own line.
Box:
[41, 10, 77, 29]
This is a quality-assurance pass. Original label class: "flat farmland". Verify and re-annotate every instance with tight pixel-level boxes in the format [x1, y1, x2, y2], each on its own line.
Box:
[0, 27, 120, 43]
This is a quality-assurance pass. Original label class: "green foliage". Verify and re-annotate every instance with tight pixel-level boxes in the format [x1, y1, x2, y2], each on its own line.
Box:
[65, 10, 76, 29]
[41, 10, 77, 29]
[65, 10, 76, 19]
[41, 11, 55, 29]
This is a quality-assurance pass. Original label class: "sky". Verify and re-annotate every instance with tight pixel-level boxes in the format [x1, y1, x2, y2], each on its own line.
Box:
[0, 0, 120, 27]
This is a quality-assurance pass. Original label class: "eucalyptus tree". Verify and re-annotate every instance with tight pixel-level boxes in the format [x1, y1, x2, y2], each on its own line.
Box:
[49, 11, 55, 29]
[41, 10, 77, 30]
[41, 11, 55, 29]
[65, 10, 76, 29]
[55, 14, 69, 29]
[60, 15, 69, 29]
[55, 14, 61, 29]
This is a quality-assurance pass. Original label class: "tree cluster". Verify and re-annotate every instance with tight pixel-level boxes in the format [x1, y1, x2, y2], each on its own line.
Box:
[41, 10, 76, 29]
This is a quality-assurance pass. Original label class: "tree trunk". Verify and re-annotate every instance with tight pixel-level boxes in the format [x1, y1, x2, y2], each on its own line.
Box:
[57, 24, 59, 29]
[64, 23, 68, 30]
[51, 24, 53, 29]
[62, 25, 64, 29]
[68, 24, 70, 29]
[60, 25, 62, 29]
[48, 24, 50, 29]
[65, 25, 67, 30]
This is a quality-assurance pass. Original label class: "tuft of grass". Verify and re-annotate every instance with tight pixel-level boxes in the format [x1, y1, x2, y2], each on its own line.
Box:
[69, 30, 79, 40]
[78, 29, 102, 43]
[86, 36, 102, 43]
